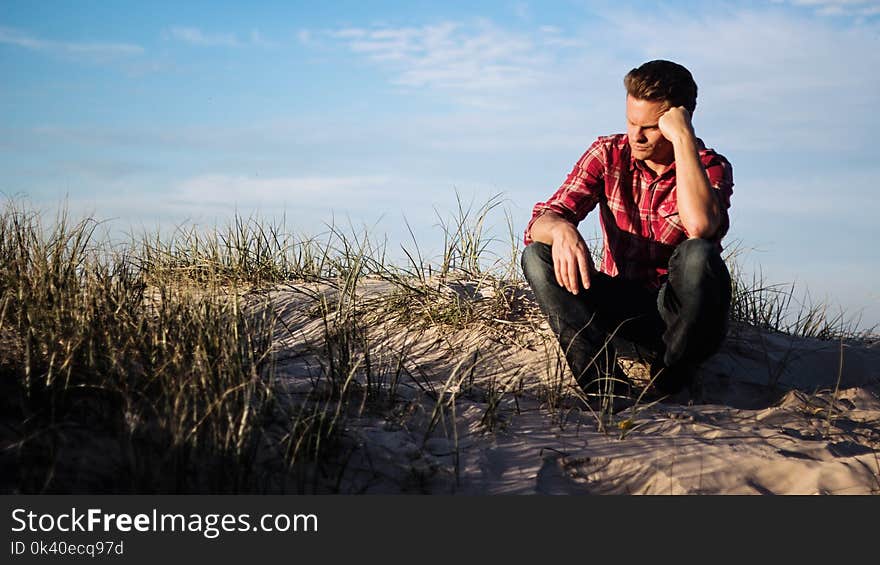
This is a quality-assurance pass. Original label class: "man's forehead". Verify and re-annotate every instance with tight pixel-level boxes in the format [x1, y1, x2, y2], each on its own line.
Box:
[626, 95, 666, 122]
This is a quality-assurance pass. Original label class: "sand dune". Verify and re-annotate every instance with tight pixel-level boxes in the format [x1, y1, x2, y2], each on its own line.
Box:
[266, 277, 880, 494]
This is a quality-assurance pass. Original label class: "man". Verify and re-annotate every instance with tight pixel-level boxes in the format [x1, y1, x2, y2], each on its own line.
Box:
[521, 60, 733, 404]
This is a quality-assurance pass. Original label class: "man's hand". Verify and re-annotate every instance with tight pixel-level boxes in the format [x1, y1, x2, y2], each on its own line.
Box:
[531, 212, 593, 293]
[657, 106, 695, 146]
[550, 223, 593, 294]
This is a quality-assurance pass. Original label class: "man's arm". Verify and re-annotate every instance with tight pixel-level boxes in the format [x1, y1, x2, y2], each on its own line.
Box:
[529, 212, 594, 294]
[525, 138, 606, 294]
[658, 107, 721, 239]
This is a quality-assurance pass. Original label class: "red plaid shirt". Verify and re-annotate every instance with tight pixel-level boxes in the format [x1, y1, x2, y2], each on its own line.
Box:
[525, 133, 734, 289]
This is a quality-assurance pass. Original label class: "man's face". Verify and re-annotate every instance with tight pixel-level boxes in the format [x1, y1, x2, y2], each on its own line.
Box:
[626, 95, 673, 163]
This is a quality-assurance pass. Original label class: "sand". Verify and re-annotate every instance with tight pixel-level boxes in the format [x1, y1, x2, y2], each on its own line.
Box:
[265, 277, 880, 494]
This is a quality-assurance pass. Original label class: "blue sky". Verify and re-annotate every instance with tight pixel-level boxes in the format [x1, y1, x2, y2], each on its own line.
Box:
[2, 0, 879, 330]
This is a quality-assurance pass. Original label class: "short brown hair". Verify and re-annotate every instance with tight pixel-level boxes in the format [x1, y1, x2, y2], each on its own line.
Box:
[624, 60, 698, 113]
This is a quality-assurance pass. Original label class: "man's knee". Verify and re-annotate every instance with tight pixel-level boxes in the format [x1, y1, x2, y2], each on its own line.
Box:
[670, 238, 727, 286]
[674, 237, 715, 269]
[521, 242, 553, 282]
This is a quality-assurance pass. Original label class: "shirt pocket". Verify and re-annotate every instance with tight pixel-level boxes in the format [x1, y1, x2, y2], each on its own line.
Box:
[657, 199, 686, 240]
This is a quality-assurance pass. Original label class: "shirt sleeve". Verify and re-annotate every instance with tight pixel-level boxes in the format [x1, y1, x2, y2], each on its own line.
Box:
[524, 139, 605, 245]
[702, 152, 734, 242]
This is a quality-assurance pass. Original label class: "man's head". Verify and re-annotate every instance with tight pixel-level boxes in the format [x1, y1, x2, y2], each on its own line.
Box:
[624, 60, 697, 163]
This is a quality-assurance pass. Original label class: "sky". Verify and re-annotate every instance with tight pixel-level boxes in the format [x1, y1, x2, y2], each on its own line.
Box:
[2, 0, 879, 331]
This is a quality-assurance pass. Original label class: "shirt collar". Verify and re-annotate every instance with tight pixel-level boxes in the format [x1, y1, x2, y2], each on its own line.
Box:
[628, 152, 672, 179]
[626, 136, 707, 175]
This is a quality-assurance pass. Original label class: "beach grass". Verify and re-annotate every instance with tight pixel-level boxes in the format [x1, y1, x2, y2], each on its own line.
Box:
[0, 196, 873, 493]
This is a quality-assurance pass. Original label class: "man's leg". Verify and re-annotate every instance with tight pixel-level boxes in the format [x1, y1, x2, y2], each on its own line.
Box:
[653, 238, 732, 392]
[521, 242, 663, 396]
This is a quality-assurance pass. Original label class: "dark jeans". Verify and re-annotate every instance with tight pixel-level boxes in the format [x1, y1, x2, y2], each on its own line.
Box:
[521, 239, 732, 394]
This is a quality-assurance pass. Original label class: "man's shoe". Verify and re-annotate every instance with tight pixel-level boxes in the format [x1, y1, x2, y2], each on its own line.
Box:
[649, 362, 697, 396]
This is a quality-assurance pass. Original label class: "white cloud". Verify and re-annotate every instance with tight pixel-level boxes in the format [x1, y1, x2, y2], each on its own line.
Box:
[0, 26, 143, 60]
[165, 26, 274, 48]
[166, 27, 241, 47]
[249, 30, 275, 48]
[782, 0, 880, 17]
[326, 21, 551, 105]
[513, 2, 531, 21]
[174, 174, 394, 207]
[538, 25, 590, 48]
[332, 28, 367, 39]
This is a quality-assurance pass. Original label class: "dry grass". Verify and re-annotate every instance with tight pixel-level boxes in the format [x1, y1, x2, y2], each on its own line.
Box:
[1, 195, 871, 493]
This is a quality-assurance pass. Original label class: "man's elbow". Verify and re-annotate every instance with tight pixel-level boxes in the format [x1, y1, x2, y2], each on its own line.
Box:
[684, 216, 721, 240]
